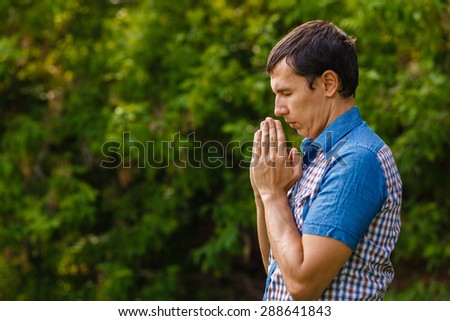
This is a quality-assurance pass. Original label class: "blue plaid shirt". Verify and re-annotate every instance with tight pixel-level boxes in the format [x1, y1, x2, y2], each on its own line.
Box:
[263, 107, 402, 300]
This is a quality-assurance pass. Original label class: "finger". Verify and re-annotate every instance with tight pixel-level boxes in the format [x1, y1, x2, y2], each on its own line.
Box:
[261, 120, 269, 158]
[268, 119, 277, 161]
[253, 129, 261, 158]
[267, 118, 277, 141]
[289, 147, 303, 176]
[275, 119, 287, 157]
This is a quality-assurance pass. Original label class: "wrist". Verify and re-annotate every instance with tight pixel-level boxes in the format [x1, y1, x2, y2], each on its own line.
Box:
[260, 190, 287, 204]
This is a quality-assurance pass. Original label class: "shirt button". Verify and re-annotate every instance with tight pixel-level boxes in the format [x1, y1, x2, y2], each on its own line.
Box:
[302, 164, 307, 170]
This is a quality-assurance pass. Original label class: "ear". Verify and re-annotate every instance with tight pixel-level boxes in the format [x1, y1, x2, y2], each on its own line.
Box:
[321, 70, 339, 97]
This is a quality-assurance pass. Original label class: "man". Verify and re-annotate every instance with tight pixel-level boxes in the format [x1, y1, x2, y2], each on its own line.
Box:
[250, 20, 402, 300]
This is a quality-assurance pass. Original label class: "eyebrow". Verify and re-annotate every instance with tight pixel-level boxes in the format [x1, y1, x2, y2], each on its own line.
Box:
[274, 88, 291, 94]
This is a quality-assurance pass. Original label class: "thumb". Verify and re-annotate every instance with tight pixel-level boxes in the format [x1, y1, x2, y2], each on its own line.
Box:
[289, 148, 303, 175]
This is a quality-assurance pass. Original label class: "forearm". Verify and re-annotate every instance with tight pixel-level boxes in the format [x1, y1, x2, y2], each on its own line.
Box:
[261, 192, 310, 299]
[255, 194, 270, 273]
[263, 193, 304, 265]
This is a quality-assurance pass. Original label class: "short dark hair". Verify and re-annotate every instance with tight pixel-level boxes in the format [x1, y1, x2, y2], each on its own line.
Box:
[267, 20, 358, 98]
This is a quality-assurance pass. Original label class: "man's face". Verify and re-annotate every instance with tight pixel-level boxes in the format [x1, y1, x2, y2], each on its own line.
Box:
[269, 58, 330, 139]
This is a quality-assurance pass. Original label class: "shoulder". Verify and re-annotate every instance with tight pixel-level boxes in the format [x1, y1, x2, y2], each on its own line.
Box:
[338, 122, 385, 155]
[319, 121, 390, 196]
[325, 122, 389, 175]
[336, 122, 401, 189]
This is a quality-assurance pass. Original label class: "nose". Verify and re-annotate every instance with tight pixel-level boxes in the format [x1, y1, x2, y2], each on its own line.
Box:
[274, 96, 288, 116]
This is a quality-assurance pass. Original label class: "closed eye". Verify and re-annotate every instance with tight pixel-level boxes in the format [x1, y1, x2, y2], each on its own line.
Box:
[275, 88, 292, 97]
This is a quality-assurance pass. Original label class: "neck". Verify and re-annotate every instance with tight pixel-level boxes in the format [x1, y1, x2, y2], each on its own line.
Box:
[326, 97, 354, 127]
[309, 97, 354, 140]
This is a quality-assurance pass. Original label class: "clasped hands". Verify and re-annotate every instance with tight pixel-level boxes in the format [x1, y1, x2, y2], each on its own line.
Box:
[250, 117, 302, 200]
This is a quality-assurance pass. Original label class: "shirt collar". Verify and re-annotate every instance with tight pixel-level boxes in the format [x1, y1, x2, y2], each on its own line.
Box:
[300, 106, 363, 164]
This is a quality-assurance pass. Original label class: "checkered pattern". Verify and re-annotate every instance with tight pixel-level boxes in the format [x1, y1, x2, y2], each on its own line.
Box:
[264, 145, 402, 301]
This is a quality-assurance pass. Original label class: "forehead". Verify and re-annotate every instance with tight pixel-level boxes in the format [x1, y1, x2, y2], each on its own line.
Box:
[269, 58, 305, 91]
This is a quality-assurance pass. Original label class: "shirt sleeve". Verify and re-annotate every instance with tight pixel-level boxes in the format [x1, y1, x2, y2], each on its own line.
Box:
[301, 146, 387, 251]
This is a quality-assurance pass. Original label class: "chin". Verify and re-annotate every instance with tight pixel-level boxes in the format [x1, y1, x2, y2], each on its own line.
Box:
[296, 129, 306, 137]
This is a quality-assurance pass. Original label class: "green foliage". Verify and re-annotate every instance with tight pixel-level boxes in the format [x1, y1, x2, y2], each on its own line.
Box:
[385, 280, 450, 301]
[0, 0, 448, 300]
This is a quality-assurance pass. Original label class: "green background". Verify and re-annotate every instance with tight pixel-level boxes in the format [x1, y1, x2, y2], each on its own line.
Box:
[0, 0, 448, 300]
